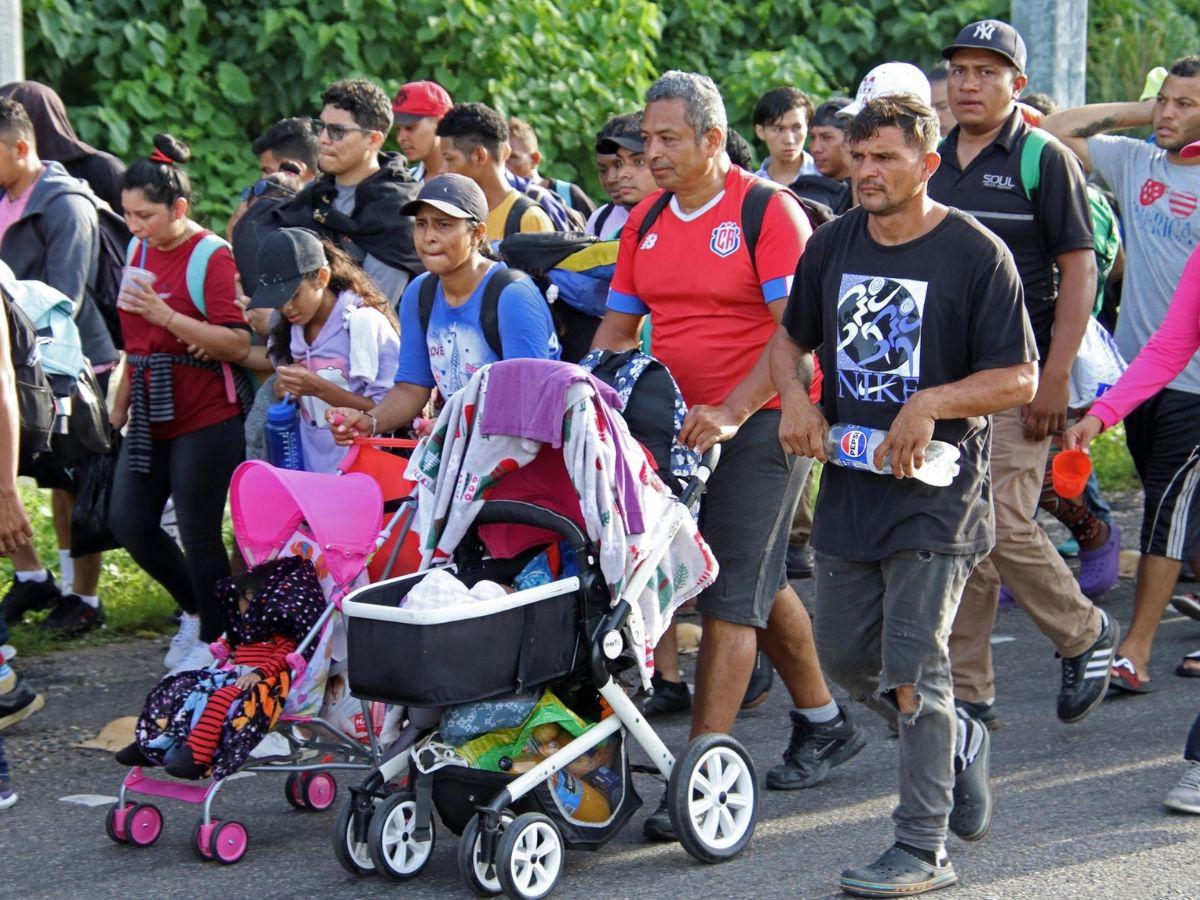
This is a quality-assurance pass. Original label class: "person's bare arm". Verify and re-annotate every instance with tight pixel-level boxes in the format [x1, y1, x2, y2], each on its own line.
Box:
[1023, 248, 1096, 440]
[590, 309, 643, 353]
[327, 382, 433, 443]
[0, 302, 32, 554]
[110, 370, 131, 430]
[769, 326, 830, 461]
[1041, 100, 1153, 171]
[877, 362, 1039, 477]
[119, 278, 252, 362]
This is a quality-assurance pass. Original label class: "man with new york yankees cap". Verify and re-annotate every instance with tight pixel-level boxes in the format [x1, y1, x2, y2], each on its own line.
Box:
[928, 19, 1120, 728]
[593, 69, 866, 842]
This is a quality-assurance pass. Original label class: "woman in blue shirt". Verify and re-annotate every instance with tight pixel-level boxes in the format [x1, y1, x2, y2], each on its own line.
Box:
[328, 173, 558, 440]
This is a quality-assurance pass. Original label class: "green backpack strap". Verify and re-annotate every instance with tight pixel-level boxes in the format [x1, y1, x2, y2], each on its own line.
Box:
[184, 233, 232, 317]
[1019, 128, 1052, 201]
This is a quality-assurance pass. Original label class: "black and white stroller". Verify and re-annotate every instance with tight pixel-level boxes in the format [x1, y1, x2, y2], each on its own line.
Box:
[338, 359, 758, 898]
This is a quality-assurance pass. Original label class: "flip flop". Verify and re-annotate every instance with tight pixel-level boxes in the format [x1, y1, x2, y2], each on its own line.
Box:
[1176, 650, 1200, 679]
[1172, 593, 1200, 622]
[1109, 656, 1156, 694]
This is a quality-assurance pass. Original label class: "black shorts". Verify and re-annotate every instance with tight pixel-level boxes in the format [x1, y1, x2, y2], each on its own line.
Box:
[1125, 388, 1200, 559]
[695, 409, 809, 628]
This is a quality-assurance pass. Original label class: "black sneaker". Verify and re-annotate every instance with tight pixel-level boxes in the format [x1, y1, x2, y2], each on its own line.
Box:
[0, 677, 45, 730]
[950, 716, 992, 842]
[786, 545, 814, 579]
[741, 651, 774, 709]
[0, 576, 61, 624]
[1058, 610, 1118, 724]
[954, 699, 1000, 732]
[38, 594, 106, 638]
[642, 672, 691, 716]
[642, 789, 675, 842]
[766, 705, 867, 790]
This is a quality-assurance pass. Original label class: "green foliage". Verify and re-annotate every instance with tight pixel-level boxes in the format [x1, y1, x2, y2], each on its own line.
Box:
[1086, 0, 1200, 104]
[1090, 423, 1140, 492]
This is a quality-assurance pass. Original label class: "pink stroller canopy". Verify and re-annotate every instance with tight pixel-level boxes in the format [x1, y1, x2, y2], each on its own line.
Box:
[230, 461, 384, 585]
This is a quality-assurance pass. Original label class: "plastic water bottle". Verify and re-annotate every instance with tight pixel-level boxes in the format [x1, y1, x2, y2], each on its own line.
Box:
[823, 423, 961, 487]
[264, 398, 306, 470]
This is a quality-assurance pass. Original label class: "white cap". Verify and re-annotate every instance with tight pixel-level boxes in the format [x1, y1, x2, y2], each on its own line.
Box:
[840, 62, 933, 118]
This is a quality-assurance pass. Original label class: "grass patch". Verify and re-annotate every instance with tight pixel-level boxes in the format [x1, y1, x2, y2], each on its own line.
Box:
[3, 481, 178, 656]
[1089, 423, 1140, 492]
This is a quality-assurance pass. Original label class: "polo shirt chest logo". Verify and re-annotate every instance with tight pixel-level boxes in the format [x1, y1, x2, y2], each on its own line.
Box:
[982, 173, 1016, 191]
[709, 220, 741, 258]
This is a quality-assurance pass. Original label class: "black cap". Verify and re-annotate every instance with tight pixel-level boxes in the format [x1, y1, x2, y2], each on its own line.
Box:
[596, 113, 644, 154]
[250, 228, 327, 310]
[942, 20, 1027, 72]
[812, 97, 852, 129]
[399, 173, 489, 222]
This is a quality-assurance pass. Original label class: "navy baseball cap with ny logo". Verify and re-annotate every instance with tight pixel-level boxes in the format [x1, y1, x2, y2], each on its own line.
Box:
[942, 20, 1027, 73]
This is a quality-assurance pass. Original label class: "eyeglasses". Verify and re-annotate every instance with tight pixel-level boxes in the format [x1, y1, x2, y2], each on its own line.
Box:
[310, 118, 379, 142]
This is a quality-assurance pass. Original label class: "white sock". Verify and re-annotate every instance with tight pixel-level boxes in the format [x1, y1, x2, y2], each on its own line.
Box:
[57, 549, 74, 591]
[15, 569, 49, 583]
[76, 594, 100, 609]
[796, 699, 841, 724]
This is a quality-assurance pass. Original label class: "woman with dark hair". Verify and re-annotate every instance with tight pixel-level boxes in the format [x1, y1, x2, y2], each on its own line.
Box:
[0, 81, 126, 212]
[108, 133, 251, 674]
[241, 228, 400, 473]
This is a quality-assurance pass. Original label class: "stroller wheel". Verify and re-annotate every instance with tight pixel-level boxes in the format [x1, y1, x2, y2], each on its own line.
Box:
[209, 820, 249, 864]
[192, 818, 220, 860]
[304, 771, 338, 811]
[125, 803, 164, 847]
[496, 812, 564, 900]
[105, 802, 135, 844]
[458, 811, 515, 897]
[668, 733, 758, 863]
[284, 772, 307, 809]
[368, 792, 435, 880]
[333, 795, 377, 876]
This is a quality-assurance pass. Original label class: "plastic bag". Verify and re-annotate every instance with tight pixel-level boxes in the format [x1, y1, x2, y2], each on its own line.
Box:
[1069, 318, 1127, 409]
[456, 689, 588, 772]
[70, 438, 120, 556]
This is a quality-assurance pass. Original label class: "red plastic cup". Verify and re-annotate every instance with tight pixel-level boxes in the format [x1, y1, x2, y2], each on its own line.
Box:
[1052, 449, 1092, 500]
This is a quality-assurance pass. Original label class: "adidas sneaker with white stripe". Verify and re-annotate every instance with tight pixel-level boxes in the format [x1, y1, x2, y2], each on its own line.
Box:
[1057, 610, 1119, 724]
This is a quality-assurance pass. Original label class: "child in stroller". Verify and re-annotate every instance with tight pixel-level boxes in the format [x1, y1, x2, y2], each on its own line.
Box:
[339, 358, 753, 899]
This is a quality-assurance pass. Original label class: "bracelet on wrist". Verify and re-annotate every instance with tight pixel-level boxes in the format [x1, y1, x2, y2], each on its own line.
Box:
[365, 413, 378, 437]
[165, 310, 177, 330]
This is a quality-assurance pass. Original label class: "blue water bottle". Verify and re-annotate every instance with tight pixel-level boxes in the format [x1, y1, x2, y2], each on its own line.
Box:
[264, 398, 306, 470]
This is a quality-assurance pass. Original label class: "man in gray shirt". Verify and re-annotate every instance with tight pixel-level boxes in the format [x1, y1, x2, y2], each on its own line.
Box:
[1044, 55, 1200, 691]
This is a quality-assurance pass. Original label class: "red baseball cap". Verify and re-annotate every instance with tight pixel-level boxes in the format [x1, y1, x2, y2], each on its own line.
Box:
[1183, 140, 1200, 159]
[392, 81, 453, 125]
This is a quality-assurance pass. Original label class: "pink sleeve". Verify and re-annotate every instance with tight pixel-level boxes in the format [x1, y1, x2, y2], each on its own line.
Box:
[1090, 246, 1200, 428]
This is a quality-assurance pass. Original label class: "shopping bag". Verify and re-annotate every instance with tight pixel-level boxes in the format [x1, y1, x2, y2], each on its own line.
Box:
[70, 438, 120, 556]
[1069, 318, 1127, 409]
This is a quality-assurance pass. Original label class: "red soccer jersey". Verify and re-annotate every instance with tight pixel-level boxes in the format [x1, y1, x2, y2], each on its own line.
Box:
[119, 231, 247, 439]
[609, 166, 810, 409]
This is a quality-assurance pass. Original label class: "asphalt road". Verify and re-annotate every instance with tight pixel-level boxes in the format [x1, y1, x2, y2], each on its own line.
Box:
[4, 495, 1200, 899]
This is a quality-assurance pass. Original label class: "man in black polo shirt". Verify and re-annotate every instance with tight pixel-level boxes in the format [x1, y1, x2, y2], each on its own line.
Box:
[928, 19, 1118, 728]
[792, 97, 854, 215]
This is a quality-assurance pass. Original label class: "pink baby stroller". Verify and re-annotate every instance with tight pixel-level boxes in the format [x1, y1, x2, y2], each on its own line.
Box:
[104, 459, 416, 864]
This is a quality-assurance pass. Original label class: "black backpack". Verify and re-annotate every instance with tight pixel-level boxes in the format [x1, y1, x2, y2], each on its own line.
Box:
[503, 194, 541, 239]
[1, 286, 54, 471]
[636, 179, 836, 272]
[416, 267, 528, 359]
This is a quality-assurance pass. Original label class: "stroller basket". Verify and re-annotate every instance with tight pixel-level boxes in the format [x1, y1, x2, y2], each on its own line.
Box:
[342, 500, 609, 707]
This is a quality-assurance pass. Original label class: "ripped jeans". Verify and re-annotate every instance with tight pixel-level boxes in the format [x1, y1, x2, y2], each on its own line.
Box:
[814, 549, 983, 853]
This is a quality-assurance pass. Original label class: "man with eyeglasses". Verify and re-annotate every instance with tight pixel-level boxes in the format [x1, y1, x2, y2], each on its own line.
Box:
[752, 86, 819, 186]
[275, 79, 421, 306]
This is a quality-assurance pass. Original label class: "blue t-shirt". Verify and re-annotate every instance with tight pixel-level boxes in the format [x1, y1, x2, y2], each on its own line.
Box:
[395, 262, 561, 396]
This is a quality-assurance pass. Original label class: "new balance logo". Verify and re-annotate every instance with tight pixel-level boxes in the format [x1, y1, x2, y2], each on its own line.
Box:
[640, 233, 658, 250]
[973, 21, 997, 40]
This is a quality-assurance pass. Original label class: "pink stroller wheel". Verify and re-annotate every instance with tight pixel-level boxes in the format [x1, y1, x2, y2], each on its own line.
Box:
[126, 803, 164, 847]
[105, 802, 135, 844]
[209, 820, 249, 864]
[192, 818, 220, 860]
[304, 771, 337, 811]
[285, 772, 308, 809]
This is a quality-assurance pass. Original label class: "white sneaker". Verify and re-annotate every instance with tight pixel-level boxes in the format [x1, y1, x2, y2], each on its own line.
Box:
[163, 615, 201, 670]
[249, 731, 296, 763]
[167, 642, 215, 677]
[1, 644, 17, 661]
[1164, 762, 1200, 814]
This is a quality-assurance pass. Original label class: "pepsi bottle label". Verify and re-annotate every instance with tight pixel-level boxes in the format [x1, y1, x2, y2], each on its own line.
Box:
[837, 428, 873, 472]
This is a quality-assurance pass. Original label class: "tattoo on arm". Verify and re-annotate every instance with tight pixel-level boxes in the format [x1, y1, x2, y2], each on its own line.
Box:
[1071, 115, 1120, 139]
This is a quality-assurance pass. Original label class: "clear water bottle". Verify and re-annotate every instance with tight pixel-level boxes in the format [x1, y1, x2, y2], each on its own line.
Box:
[823, 423, 961, 487]
[264, 398, 306, 470]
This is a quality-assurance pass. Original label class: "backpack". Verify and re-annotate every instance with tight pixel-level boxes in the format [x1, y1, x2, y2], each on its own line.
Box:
[416, 266, 528, 359]
[90, 202, 132, 350]
[504, 194, 541, 240]
[2, 285, 54, 470]
[592, 203, 617, 238]
[635, 179, 836, 274]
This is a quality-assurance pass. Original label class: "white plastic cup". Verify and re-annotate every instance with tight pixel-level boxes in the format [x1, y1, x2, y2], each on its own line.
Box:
[118, 266, 156, 309]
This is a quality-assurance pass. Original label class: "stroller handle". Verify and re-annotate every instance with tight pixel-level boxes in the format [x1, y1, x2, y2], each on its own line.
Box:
[679, 443, 721, 512]
[473, 499, 592, 551]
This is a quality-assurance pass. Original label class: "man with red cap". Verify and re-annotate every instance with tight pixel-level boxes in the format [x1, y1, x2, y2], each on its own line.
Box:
[392, 80, 453, 183]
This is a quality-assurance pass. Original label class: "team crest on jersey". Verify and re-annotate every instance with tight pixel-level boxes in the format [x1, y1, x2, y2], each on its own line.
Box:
[640, 232, 658, 250]
[709, 221, 741, 257]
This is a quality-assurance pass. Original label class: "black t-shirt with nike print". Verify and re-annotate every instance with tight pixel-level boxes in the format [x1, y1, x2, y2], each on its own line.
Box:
[929, 108, 1094, 358]
[783, 206, 1037, 560]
